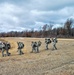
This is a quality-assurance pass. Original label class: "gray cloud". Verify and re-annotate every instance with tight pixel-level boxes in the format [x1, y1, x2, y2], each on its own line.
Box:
[0, 0, 74, 32]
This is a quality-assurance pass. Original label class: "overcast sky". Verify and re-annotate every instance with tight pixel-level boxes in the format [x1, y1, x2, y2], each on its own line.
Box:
[0, 0, 74, 32]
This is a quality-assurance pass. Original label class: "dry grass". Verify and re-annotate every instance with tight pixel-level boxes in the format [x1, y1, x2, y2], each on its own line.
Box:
[0, 37, 74, 75]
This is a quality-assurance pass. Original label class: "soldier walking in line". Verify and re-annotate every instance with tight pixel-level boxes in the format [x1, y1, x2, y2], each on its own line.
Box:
[17, 42, 24, 55]
[36, 41, 41, 53]
[1, 42, 5, 57]
[0, 41, 11, 57]
[52, 38, 58, 50]
[5, 42, 11, 56]
[45, 38, 51, 50]
[31, 41, 37, 53]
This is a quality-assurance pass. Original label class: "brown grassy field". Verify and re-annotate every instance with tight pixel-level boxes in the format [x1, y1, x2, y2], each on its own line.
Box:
[0, 37, 74, 75]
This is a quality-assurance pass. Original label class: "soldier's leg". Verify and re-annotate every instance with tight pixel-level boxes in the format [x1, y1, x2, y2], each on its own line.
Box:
[46, 44, 47, 50]
[32, 47, 34, 52]
[2, 49, 5, 57]
[21, 50, 24, 54]
[53, 44, 57, 50]
[18, 49, 21, 55]
[8, 50, 11, 55]
[31, 46, 37, 53]
[52, 44, 54, 50]
[20, 50, 22, 55]
[36, 46, 39, 53]
[6, 50, 9, 56]
[54, 44, 57, 50]
[34, 47, 37, 53]
[46, 44, 48, 50]
[53, 44, 55, 50]
[6, 50, 11, 56]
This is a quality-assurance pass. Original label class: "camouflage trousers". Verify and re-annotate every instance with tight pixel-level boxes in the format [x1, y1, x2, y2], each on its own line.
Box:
[31, 47, 39, 53]
[2, 49, 10, 57]
[36, 47, 39, 53]
[46, 44, 48, 50]
[52, 44, 57, 50]
[18, 49, 24, 55]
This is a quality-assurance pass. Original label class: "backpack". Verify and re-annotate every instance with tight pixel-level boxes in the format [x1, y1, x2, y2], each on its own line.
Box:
[18, 42, 24, 49]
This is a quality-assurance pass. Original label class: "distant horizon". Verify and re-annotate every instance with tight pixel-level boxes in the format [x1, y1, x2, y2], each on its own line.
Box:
[0, 0, 74, 32]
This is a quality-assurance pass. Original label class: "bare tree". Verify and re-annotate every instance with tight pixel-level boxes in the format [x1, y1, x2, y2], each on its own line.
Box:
[64, 19, 73, 36]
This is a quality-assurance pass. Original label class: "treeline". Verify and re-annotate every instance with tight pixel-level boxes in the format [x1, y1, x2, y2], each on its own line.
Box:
[0, 19, 74, 38]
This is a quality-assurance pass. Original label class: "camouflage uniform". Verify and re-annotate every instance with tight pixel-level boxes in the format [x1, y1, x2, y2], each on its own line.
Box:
[0, 42, 11, 57]
[45, 38, 51, 50]
[17, 42, 24, 55]
[5, 42, 11, 56]
[1, 43, 5, 57]
[31, 42, 37, 53]
[52, 38, 57, 50]
[36, 41, 41, 53]
[31, 41, 41, 53]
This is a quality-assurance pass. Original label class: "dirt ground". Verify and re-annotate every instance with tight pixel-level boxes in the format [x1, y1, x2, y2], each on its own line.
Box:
[0, 37, 74, 75]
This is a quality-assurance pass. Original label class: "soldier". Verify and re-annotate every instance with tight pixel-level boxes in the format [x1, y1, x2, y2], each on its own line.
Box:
[17, 42, 24, 55]
[0, 41, 11, 57]
[36, 41, 42, 53]
[31, 41, 37, 53]
[45, 38, 51, 50]
[4, 42, 11, 56]
[1, 42, 5, 57]
[52, 38, 57, 50]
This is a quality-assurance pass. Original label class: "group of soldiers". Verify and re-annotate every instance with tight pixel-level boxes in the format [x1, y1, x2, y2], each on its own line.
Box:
[45, 38, 57, 50]
[0, 38, 58, 57]
[31, 41, 42, 53]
